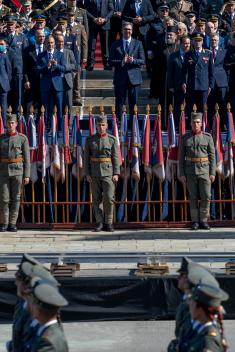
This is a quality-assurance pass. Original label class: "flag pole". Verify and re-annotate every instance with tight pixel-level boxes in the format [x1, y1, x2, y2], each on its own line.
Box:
[215, 104, 223, 220]
[88, 106, 93, 224]
[18, 105, 25, 222]
[122, 105, 128, 223]
[29, 105, 35, 223]
[76, 107, 81, 224]
[169, 104, 176, 221]
[53, 106, 58, 223]
[111, 106, 117, 224]
[134, 105, 140, 222]
[227, 103, 234, 219]
[157, 105, 163, 221]
[146, 104, 151, 222]
[64, 106, 70, 223]
[41, 106, 46, 224]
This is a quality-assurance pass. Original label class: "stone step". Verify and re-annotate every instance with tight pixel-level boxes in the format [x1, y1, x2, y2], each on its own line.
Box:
[81, 69, 149, 80]
[81, 79, 150, 89]
[78, 96, 155, 108]
[81, 87, 150, 98]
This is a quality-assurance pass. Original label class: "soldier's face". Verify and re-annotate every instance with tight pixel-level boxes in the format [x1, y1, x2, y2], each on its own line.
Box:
[191, 119, 202, 133]
[96, 122, 108, 134]
[7, 23, 16, 33]
[193, 39, 203, 50]
[177, 273, 188, 292]
[68, 0, 76, 7]
[188, 299, 200, 320]
[36, 20, 45, 29]
[68, 15, 75, 23]
[187, 15, 195, 25]
[7, 121, 17, 133]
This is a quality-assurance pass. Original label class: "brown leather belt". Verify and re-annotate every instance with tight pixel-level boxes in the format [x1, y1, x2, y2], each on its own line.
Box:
[90, 157, 112, 163]
[0, 157, 23, 163]
[186, 157, 209, 162]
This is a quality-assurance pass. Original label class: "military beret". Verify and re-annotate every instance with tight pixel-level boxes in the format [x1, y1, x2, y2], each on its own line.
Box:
[177, 257, 192, 273]
[22, 262, 60, 287]
[7, 113, 18, 123]
[185, 10, 197, 17]
[190, 284, 229, 307]
[96, 115, 108, 124]
[4, 15, 17, 24]
[31, 277, 68, 307]
[187, 262, 219, 288]
[191, 112, 202, 121]
[167, 25, 178, 33]
[156, 2, 169, 10]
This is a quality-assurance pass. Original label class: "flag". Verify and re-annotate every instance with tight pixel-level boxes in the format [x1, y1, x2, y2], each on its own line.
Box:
[27, 114, 38, 183]
[166, 111, 178, 182]
[62, 113, 71, 164]
[18, 114, 27, 135]
[142, 113, 152, 175]
[202, 109, 210, 132]
[130, 113, 141, 181]
[152, 113, 165, 181]
[177, 110, 186, 179]
[112, 111, 122, 165]
[89, 110, 96, 136]
[71, 114, 83, 179]
[120, 111, 128, 164]
[50, 113, 61, 180]
[0, 109, 4, 135]
[37, 111, 50, 182]
[224, 111, 235, 178]
[212, 111, 224, 176]
[10, 0, 23, 9]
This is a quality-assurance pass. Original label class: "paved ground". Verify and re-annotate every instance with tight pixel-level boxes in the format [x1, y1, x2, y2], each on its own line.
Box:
[1, 321, 234, 352]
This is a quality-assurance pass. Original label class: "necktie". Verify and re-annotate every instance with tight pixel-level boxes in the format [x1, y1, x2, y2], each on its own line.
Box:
[213, 49, 216, 62]
[38, 46, 42, 54]
[48, 52, 53, 60]
[135, 0, 141, 16]
[125, 40, 129, 54]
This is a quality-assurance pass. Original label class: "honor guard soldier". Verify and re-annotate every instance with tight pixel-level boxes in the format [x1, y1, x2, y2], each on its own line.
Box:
[84, 115, 120, 232]
[182, 32, 214, 114]
[0, 114, 30, 232]
[179, 112, 216, 230]
[28, 277, 69, 352]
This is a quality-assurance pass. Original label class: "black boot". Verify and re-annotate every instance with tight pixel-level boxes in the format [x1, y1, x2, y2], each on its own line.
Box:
[191, 222, 199, 230]
[200, 222, 210, 230]
[93, 223, 103, 232]
[7, 224, 17, 232]
[105, 224, 114, 232]
[0, 224, 8, 232]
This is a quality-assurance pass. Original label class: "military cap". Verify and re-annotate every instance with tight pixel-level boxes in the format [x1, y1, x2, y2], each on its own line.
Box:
[177, 257, 192, 273]
[31, 277, 68, 307]
[96, 115, 108, 124]
[224, 0, 235, 4]
[196, 18, 207, 26]
[190, 284, 229, 307]
[191, 32, 204, 41]
[7, 113, 18, 123]
[167, 25, 178, 33]
[4, 15, 17, 24]
[66, 8, 76, 16]
[32, 13, 47, 22]
[208, 14, 220, 22]
[185, 10, 197, 18]
[56, 15, 68, 24]
[187, 262, 219, 288]
[191, 112, 202, 121]
[21, 262, 60, 287]
[23, 0, 32, 5]
[156, 2, 169, 10]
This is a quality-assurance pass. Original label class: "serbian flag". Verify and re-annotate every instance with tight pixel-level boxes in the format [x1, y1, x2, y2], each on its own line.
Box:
[202, 108, 210, 132]
[10, 0, 23, 9]
[37, 110, 50, 182]
[224, 110, 235, 178]
[27, 113, 38, 183]
[142, 112, 151, 175]
[120, 110, 128, 164]
[0, 108, 4, 134]
[212, 111, 224, 176]
[62, 113, 72, 165]
[227, 110, 235, 143]
[89, 110, 96, 136]
[71, 114, 83, 179]
[177, 109, 186, 179]
[18, 114, 27, 135]
[166, 110, 178, 181]
[50, 113, 61, 181]
[130, 114, 141, 181]
[152, 112, 165, 181]
[112, 111, 122, 165]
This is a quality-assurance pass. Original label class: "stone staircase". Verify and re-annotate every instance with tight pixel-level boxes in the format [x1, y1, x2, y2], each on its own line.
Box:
[80, 69, 156, 114]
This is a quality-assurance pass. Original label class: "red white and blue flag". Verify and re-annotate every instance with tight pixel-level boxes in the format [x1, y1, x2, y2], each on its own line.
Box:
[112, 111, 122, 165]
[18, 114, 27, 135]
[71, 114, 83, 179]
[212, 111, 224, 176]
[27, 113, 38, 183]
[142, 112, 151, 175]
[166, 110, 177, 181]
[37, 111, 50, 182]
[130, 114, 141, 181]
[152, 112, 165, 181]
[50, 113, 61, 180]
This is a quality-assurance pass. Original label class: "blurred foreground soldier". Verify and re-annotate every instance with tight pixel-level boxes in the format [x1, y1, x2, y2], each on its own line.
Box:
[179, 112, 216, 230]
[28, 277, 68, 352]
[186, 284, 229, 352]
[0, 114, 30, 232]
[84, 115, 120, 232]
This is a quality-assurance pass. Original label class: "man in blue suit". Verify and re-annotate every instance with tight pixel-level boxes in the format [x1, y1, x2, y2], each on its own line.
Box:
[109, 21, 145, 121]
[208, 33, 228, 130]
[37, 36, 65, 130]
[0, 37, 11, 127]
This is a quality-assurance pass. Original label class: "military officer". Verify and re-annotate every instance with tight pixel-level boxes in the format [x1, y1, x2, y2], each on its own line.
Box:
[179, 112, 216, 230]
[28, 277, 68, 352]
[182, 32, 214, 114]
[185, 284, 228, 352]
[0, 114, 30, 232]
[84, 115, 120, 232]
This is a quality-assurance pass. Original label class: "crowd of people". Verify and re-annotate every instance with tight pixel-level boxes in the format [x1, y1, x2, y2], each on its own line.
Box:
[6, 253, 230, 352]
[0, 0, 234, 131]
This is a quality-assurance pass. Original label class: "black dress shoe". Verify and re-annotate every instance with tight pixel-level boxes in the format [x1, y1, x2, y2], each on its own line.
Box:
[86, 65, 94, 71]
[191, 222, 199, 230]
[0, 224, 8, 232]
[104, 65, 112, 70]
[7, 224, 17, 232]
[93, 223, 103, 232]
[105, 224, 114, 232]
[200, 222, 210, 230]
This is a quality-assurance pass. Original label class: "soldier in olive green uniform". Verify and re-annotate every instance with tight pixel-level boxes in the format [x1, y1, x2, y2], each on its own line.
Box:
[29, 277, 69, 352]
[179, 112, 216, 230]
[185, 284, 229, 352]
[84, 115, 120, 232]
[0, 114, 30, 232]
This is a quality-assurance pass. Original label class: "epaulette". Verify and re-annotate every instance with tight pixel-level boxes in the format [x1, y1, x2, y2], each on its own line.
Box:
[208, 330, 217, 337]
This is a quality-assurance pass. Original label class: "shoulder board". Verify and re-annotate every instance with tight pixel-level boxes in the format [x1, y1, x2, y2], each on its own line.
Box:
[108, 134, 116, 140]
[208, 331, 217, 337]
[18, 133, 26, 137]
[203, 132, 211, 136]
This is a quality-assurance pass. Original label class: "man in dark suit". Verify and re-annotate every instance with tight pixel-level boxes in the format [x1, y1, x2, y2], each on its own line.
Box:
[168, 35, 191, 128]
[56, 34, 77, 115]
[207, 33, 228, 130]
[182, 32, 214, 114]
[37, 35, 65, 130]
[23, 29, 46, 112]
[222, 0, 235, 32]
[85, 0, 114, 70]
[109, 21, 145, 121]
[0, 37, 11, 127]
[224, 32, 235, 117]
[108, 0, 127, 48]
